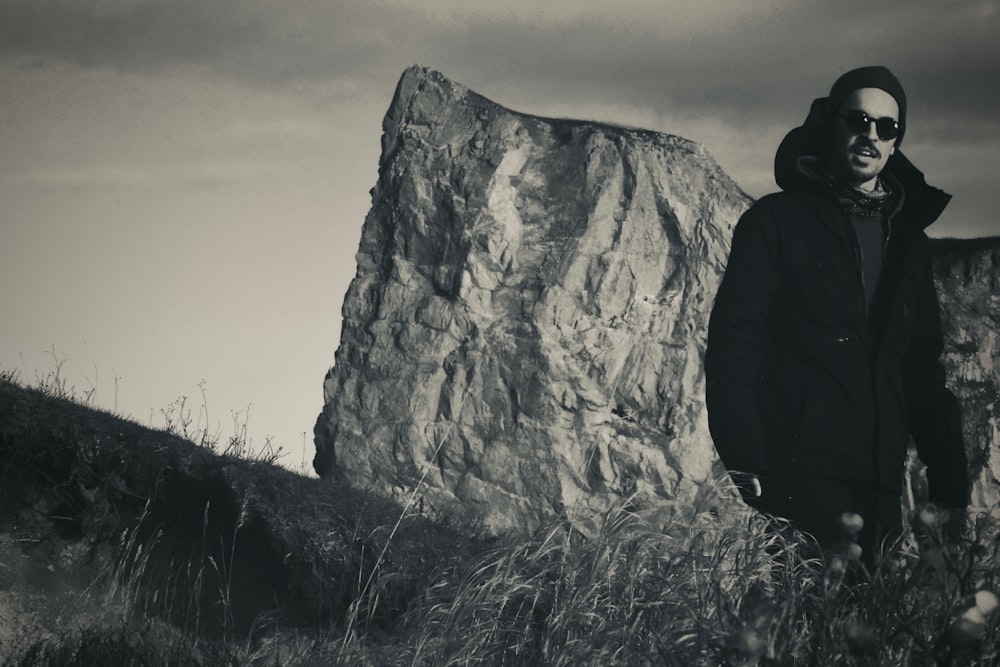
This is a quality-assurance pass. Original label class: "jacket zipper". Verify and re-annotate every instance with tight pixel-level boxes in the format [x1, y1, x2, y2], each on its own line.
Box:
[848, 211, 893, 313]
[846, 218, 867, 310]
[882, 216, 893, 260]
[855, 233, 867, 303]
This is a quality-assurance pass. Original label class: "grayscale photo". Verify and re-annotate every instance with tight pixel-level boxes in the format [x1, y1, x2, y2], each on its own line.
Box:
[1, 2, 998, 664]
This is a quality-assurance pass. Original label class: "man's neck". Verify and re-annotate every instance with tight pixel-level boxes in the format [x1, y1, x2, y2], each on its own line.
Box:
[856, 183, 877, 193]
[843, 175, 883, 194]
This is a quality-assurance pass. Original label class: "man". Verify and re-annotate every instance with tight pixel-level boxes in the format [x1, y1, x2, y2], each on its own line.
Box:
[704, 66, 969, 556]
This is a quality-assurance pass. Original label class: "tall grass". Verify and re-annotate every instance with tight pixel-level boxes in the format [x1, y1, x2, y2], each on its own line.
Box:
[156, 379, 283, 465]
[385, 496, 999, 666]
[11, 493, 998, 666]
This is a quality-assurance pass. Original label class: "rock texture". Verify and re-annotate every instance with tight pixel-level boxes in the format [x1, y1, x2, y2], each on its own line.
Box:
[931, 238, 1000, 513]
[314, 65, 749, 534]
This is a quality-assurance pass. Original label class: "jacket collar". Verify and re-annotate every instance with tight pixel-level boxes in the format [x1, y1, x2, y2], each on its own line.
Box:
[774, 97, 951, 232]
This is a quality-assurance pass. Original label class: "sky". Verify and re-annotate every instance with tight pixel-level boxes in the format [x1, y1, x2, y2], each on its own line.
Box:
[1, 0, 998, 473]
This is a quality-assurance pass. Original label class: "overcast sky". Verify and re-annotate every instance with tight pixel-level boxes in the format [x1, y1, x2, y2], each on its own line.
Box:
[2, 0, 998, 472]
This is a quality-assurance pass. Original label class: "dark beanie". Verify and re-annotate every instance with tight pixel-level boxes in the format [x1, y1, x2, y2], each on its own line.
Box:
[826, 66, 907, 145]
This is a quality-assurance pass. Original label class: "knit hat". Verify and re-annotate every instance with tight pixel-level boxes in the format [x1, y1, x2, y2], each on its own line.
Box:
[826, 66, 907, 146]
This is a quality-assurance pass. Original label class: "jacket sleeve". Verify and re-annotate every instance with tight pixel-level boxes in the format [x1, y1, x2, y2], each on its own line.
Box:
[902, 252, 969, 508]
[705, 201, 780, 476]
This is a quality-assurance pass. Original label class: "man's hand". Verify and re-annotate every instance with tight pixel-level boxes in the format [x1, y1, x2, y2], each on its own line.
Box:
[729, 470, 763, 502]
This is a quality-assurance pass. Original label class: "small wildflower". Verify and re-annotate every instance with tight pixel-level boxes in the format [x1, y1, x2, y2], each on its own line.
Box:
[975, 590, 999, 616]
[828, 555, 846, 575]
[845, 623, 879, 656]
[949, 608, 985, 648]
[917, 507, 938, 527]
[746, 601, 778, 634]
[962, 606, 986, 625]
[727, 627, 765, 657]
[838, 511, 864, 536]
[846, 543, 863, 562]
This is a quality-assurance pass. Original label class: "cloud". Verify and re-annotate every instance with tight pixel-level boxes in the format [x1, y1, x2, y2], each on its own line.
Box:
[5, 1, 996, 115]
[5, 0, 996, 153]
[3, 0, 996, 215]
[426, 1, 1000, 130]
[0, 0, 437, 83]
[13, 160, 296, 190]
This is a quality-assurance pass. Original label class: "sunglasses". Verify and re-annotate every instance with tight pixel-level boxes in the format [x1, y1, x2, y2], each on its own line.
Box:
[837, 110, 901, 141]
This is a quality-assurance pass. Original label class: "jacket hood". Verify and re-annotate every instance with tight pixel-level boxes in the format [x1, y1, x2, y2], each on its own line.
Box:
[774, 97, 952, 230]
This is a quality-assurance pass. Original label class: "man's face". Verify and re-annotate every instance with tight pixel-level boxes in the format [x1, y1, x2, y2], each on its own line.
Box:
[830, 87, 899, 191]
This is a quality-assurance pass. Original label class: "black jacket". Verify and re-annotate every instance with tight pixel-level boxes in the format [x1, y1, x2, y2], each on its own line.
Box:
[704, 98, 969, 508]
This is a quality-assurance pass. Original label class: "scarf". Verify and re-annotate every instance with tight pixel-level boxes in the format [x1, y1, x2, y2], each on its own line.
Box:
[836, 179, 893, 218]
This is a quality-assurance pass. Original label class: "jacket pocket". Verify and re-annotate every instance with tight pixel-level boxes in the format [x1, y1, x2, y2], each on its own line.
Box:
[758, 350, 809, 463]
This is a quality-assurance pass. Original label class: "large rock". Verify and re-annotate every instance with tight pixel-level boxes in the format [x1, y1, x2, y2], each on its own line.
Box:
[314, 65, 749, 534]
[931, 238, 1000, 513]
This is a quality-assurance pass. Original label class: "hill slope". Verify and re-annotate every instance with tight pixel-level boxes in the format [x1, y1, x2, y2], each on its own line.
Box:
[0, 377, 478, 662]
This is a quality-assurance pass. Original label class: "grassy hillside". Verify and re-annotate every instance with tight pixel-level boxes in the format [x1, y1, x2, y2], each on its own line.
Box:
[0, 375, 480, 664]
[2, 373, 1000, 665]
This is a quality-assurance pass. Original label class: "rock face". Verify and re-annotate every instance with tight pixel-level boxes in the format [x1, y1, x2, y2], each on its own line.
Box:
[931, 238, 1000, 513]
[314, 65, 749, 534]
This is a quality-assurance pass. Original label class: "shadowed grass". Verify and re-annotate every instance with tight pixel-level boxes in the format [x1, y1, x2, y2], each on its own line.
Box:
[0, 373, 480, 665]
